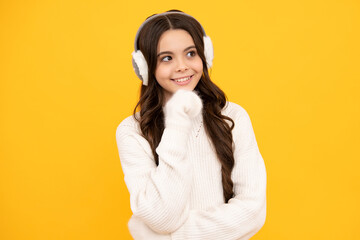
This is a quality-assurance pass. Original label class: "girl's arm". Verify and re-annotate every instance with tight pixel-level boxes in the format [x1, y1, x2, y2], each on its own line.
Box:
[171, 105, 267, 240]
[116, 90, 202, 234]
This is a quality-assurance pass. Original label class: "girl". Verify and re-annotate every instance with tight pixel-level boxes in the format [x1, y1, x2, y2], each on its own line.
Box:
[116, 10, 267, 240]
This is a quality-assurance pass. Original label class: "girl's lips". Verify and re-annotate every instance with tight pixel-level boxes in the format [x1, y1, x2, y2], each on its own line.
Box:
[172, 75, 194, 85]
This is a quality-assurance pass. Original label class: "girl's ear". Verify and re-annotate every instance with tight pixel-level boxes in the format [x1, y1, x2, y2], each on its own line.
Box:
[132, 50, 149, 86]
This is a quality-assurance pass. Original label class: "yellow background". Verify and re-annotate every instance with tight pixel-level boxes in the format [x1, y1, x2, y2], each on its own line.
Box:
[1, 0, 359, 239]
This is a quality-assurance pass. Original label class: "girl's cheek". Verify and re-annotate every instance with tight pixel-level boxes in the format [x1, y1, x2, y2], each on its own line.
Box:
[196, 59, 204, 71]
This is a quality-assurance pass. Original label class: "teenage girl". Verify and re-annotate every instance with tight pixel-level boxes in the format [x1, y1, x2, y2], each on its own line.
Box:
[116, 10, 267, 240]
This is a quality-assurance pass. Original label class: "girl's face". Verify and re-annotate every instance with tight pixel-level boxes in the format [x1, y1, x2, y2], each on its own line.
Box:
[155, 29, 203, 101]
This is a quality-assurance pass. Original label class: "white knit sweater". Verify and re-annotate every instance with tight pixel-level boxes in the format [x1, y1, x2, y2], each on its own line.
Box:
[116, 92, 266, 240]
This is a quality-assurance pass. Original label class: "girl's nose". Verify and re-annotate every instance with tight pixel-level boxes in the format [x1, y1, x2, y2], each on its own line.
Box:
[176, 65, 189, 72]
[176, 58, 189, 72]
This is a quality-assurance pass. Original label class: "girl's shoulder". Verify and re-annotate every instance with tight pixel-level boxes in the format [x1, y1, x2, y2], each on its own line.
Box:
[223, 102, 257, 141]
[116, 113, 141, 137]
[222, 101, 249, 121]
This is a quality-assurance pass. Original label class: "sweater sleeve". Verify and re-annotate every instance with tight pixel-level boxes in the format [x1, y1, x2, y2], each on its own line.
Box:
[171, 105, 267, 240]
[116, 118, 193, 234]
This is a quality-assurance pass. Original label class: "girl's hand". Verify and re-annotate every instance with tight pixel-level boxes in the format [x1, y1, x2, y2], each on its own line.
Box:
[163, 90, 203, 129]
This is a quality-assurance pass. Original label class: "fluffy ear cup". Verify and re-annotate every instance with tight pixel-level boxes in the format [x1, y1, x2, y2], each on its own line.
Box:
[203, 36, 214, 69]
[132, 50, 149, 86]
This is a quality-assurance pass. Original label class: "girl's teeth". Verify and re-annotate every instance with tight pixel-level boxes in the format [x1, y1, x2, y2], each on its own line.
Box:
[175, 76, 191, 82]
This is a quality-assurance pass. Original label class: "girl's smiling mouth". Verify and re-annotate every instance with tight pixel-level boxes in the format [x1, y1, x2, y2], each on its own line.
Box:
[171, 75, 194, 85]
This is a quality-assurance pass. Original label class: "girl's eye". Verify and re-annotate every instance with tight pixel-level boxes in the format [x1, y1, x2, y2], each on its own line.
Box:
[161, 56, 172, 62]
[187, 51, 196, 57]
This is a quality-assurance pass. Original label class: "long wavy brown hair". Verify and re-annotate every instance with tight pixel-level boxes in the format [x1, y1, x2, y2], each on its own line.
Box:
[133, 10, 235, 203]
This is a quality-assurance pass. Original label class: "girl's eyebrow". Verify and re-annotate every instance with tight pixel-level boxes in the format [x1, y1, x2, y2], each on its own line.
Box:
[157, 45, 196, 57]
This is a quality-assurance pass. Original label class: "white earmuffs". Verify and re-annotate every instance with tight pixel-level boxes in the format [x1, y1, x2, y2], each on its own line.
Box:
[132, 12, 214, 86]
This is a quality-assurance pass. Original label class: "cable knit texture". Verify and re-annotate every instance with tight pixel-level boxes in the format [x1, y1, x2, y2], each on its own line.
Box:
[116, 91, 267, 240]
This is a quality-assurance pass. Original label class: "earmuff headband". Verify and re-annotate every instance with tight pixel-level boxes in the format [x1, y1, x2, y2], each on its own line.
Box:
[132, 12, 214, 86]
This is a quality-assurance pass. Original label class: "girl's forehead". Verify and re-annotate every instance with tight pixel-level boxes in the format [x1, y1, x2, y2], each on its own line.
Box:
[157, 29, 195, 52]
